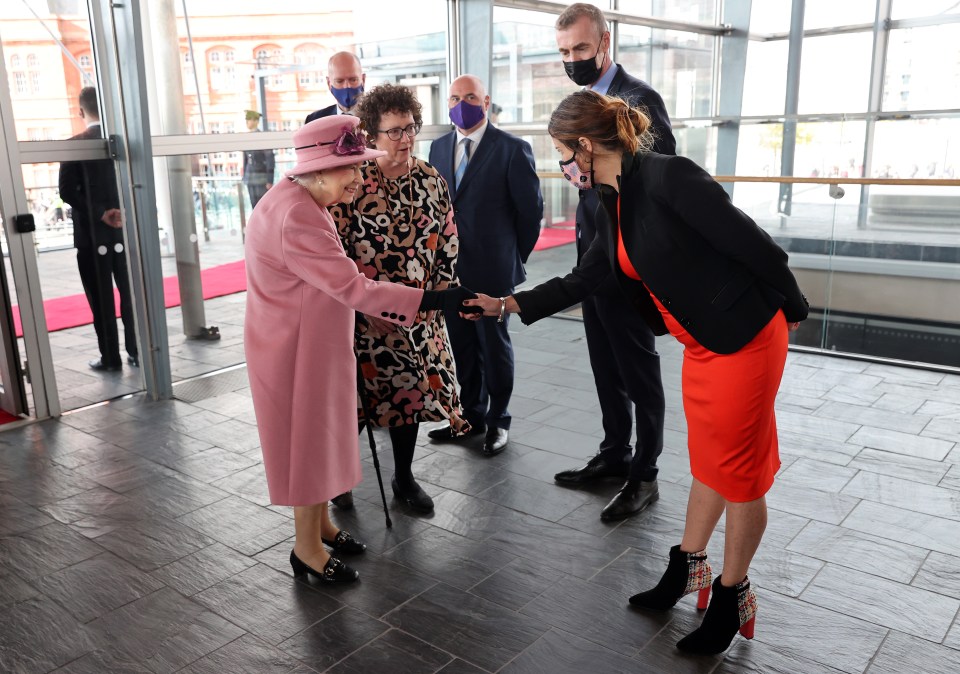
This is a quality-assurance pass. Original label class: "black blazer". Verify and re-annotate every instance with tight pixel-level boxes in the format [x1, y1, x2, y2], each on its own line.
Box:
[515, 152, 809, 355]
[58, 124, 123, 251]
[304, 104, 338, 124]
[428, 124, 543, 295]
[578, 65, 677, 296]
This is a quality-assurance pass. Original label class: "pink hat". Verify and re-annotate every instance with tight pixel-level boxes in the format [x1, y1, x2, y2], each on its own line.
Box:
[285, 116, 385, 177]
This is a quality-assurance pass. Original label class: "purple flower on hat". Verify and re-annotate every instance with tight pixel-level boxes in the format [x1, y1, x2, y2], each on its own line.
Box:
[332, 125, 366, 156]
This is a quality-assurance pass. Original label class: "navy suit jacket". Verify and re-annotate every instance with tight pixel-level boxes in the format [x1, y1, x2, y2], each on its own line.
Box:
[578, 64, 676, 296]
[304, 104, 338, 124]
[58, 123, 122, 251]
[429, 124, 543, 295]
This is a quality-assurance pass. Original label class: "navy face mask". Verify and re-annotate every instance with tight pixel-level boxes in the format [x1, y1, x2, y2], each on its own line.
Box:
[331, 85, 363, 110]
[449, 100, 486, 130]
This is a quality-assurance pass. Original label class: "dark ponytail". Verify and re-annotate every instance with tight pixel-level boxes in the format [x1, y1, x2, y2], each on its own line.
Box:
[548, 90, 652, 154]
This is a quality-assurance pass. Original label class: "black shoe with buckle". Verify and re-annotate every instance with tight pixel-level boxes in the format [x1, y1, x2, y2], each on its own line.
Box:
[88, 358, 122, 372]
[321, 530, 366, 555]
[483, 427, 509, 455]
[600, 479, 660, 521]
[128, 355, 139, 367]
[330, 491, 354, 510]
[290, 550, 359, 583]
[428, 423, 485, 442]
[554, 454, 631, 486]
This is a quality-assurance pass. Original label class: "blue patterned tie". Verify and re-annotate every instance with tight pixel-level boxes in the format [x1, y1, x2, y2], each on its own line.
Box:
[454, 138, 471, 188]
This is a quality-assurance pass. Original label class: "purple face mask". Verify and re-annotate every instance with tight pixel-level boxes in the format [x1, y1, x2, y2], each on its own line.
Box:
[449, 100, 486, 130]
[559, 153, 592, 190]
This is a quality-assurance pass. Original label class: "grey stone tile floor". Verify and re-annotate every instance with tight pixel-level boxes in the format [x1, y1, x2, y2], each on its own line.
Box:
[2, 242, 960, 672]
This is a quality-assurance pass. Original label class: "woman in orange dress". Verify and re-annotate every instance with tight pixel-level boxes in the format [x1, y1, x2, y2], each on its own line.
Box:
[465, 90, 808, 656]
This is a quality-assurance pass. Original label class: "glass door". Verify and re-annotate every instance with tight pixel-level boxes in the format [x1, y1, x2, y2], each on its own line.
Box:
[0, 0, 145, 417]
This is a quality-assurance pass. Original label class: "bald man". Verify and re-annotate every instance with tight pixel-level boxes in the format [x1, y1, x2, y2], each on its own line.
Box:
[428, 75, 543, 456]
[304, 51, 366, 123]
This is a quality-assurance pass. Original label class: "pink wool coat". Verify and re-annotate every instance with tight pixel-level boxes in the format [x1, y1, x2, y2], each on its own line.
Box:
[244, 179, 422, 506]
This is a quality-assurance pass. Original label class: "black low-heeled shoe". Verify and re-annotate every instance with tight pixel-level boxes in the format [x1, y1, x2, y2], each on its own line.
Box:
[321, 530, 366, 555]
[289, 550, 359, 583]
[391, 476, 435, 513]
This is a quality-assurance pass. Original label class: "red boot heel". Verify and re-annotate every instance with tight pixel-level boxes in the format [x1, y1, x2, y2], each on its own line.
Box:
[629, 545, 713, 610]
[677, 575, 758, 655]
[697, 586, 711, 610]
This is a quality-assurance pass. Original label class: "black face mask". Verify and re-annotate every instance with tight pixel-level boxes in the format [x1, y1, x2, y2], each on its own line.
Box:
[563, 43, 605, 86]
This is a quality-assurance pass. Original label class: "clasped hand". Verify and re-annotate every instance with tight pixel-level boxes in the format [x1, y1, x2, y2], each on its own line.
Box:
[459, 293, 501, 321]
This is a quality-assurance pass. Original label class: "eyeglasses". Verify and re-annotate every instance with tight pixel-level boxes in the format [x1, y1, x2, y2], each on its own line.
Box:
[377, 123, 421, 141]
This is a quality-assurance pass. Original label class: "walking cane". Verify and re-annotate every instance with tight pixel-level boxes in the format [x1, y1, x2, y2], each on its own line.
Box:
[355, 353, 393, 528]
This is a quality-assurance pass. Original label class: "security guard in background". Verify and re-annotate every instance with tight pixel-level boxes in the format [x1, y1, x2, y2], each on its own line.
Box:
[242, 110, 275, 209]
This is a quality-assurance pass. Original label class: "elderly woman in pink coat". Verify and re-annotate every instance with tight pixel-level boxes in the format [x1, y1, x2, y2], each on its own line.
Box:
[244, 115, 476, 583]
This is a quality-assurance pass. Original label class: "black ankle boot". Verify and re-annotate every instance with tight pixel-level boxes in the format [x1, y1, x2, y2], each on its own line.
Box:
[676, 575, 757, 655]
[629, 544, 712, 610]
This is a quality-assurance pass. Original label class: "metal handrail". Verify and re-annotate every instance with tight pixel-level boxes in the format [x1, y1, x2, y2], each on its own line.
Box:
[537, 172, 960, 186]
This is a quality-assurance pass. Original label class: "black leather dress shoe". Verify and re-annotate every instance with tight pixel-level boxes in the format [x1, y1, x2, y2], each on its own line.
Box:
[321, 530, 366, 555]
[330, 491, 354, 510]
[427, 423, 485, 442]
[88, 358, 122, 372]
[554, 454, 631, 485]
[391, 476, 435, 513]
[482, 427, 509, 456]
[128, 355, 139, 367]
[601, 479, 659, 521]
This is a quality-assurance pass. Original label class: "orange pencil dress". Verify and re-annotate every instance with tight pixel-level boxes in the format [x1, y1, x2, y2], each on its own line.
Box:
[615, 201, 788, 502]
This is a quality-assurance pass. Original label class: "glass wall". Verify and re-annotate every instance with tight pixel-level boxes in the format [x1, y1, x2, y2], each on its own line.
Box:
[488, 0, 960, 368]
[2, 0, 959, 423]
[1, 1, 95, 143]
[140, 0, 450, 383]
[149, 0, 448, 136]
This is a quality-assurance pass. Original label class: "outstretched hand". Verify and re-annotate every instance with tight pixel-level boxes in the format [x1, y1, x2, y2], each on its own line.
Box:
[460, 293, 502, 321]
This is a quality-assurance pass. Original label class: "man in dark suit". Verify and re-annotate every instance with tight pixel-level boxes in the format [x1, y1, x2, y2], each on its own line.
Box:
[428, 74, 543, 455]
[242, 110, 275, 209]
[58, 86, 138, 372]
[552, 3, 677, 521]
[304, 52, 365, 123]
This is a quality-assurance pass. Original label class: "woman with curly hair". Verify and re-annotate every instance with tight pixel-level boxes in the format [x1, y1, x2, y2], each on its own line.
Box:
[329, 83, 469, 514]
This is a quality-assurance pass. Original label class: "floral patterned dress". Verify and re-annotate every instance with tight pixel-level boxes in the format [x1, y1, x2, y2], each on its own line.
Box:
[330, 158, 465, 428]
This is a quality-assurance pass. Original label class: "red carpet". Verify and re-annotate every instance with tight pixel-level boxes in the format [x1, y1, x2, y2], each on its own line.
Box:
[0, 409, 21, 425]
[12, 260, 247, 338]
[533, 224, 576, 251]
[13, 226, 575, 338]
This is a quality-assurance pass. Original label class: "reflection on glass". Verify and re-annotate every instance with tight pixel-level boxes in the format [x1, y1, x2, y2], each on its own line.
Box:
[891, 0, 960, 20]
[618, 0, 718, 22]
[740, 41, 788, 117]
[674, 126, 716, 172]
[748, 0, 793, 34]
[147, 0, 448, 134]
[19, 160, 144, 410]
[871, 119, 960, 180]
[798, 33, 873, 114]
[619, 27, 714, 119]
[735, 121, 866, 180]
[492, 7, 571, 125]
[884, 26, 960, 111]
[1, 2, 96, 142]
[802, 0, 876, 30]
